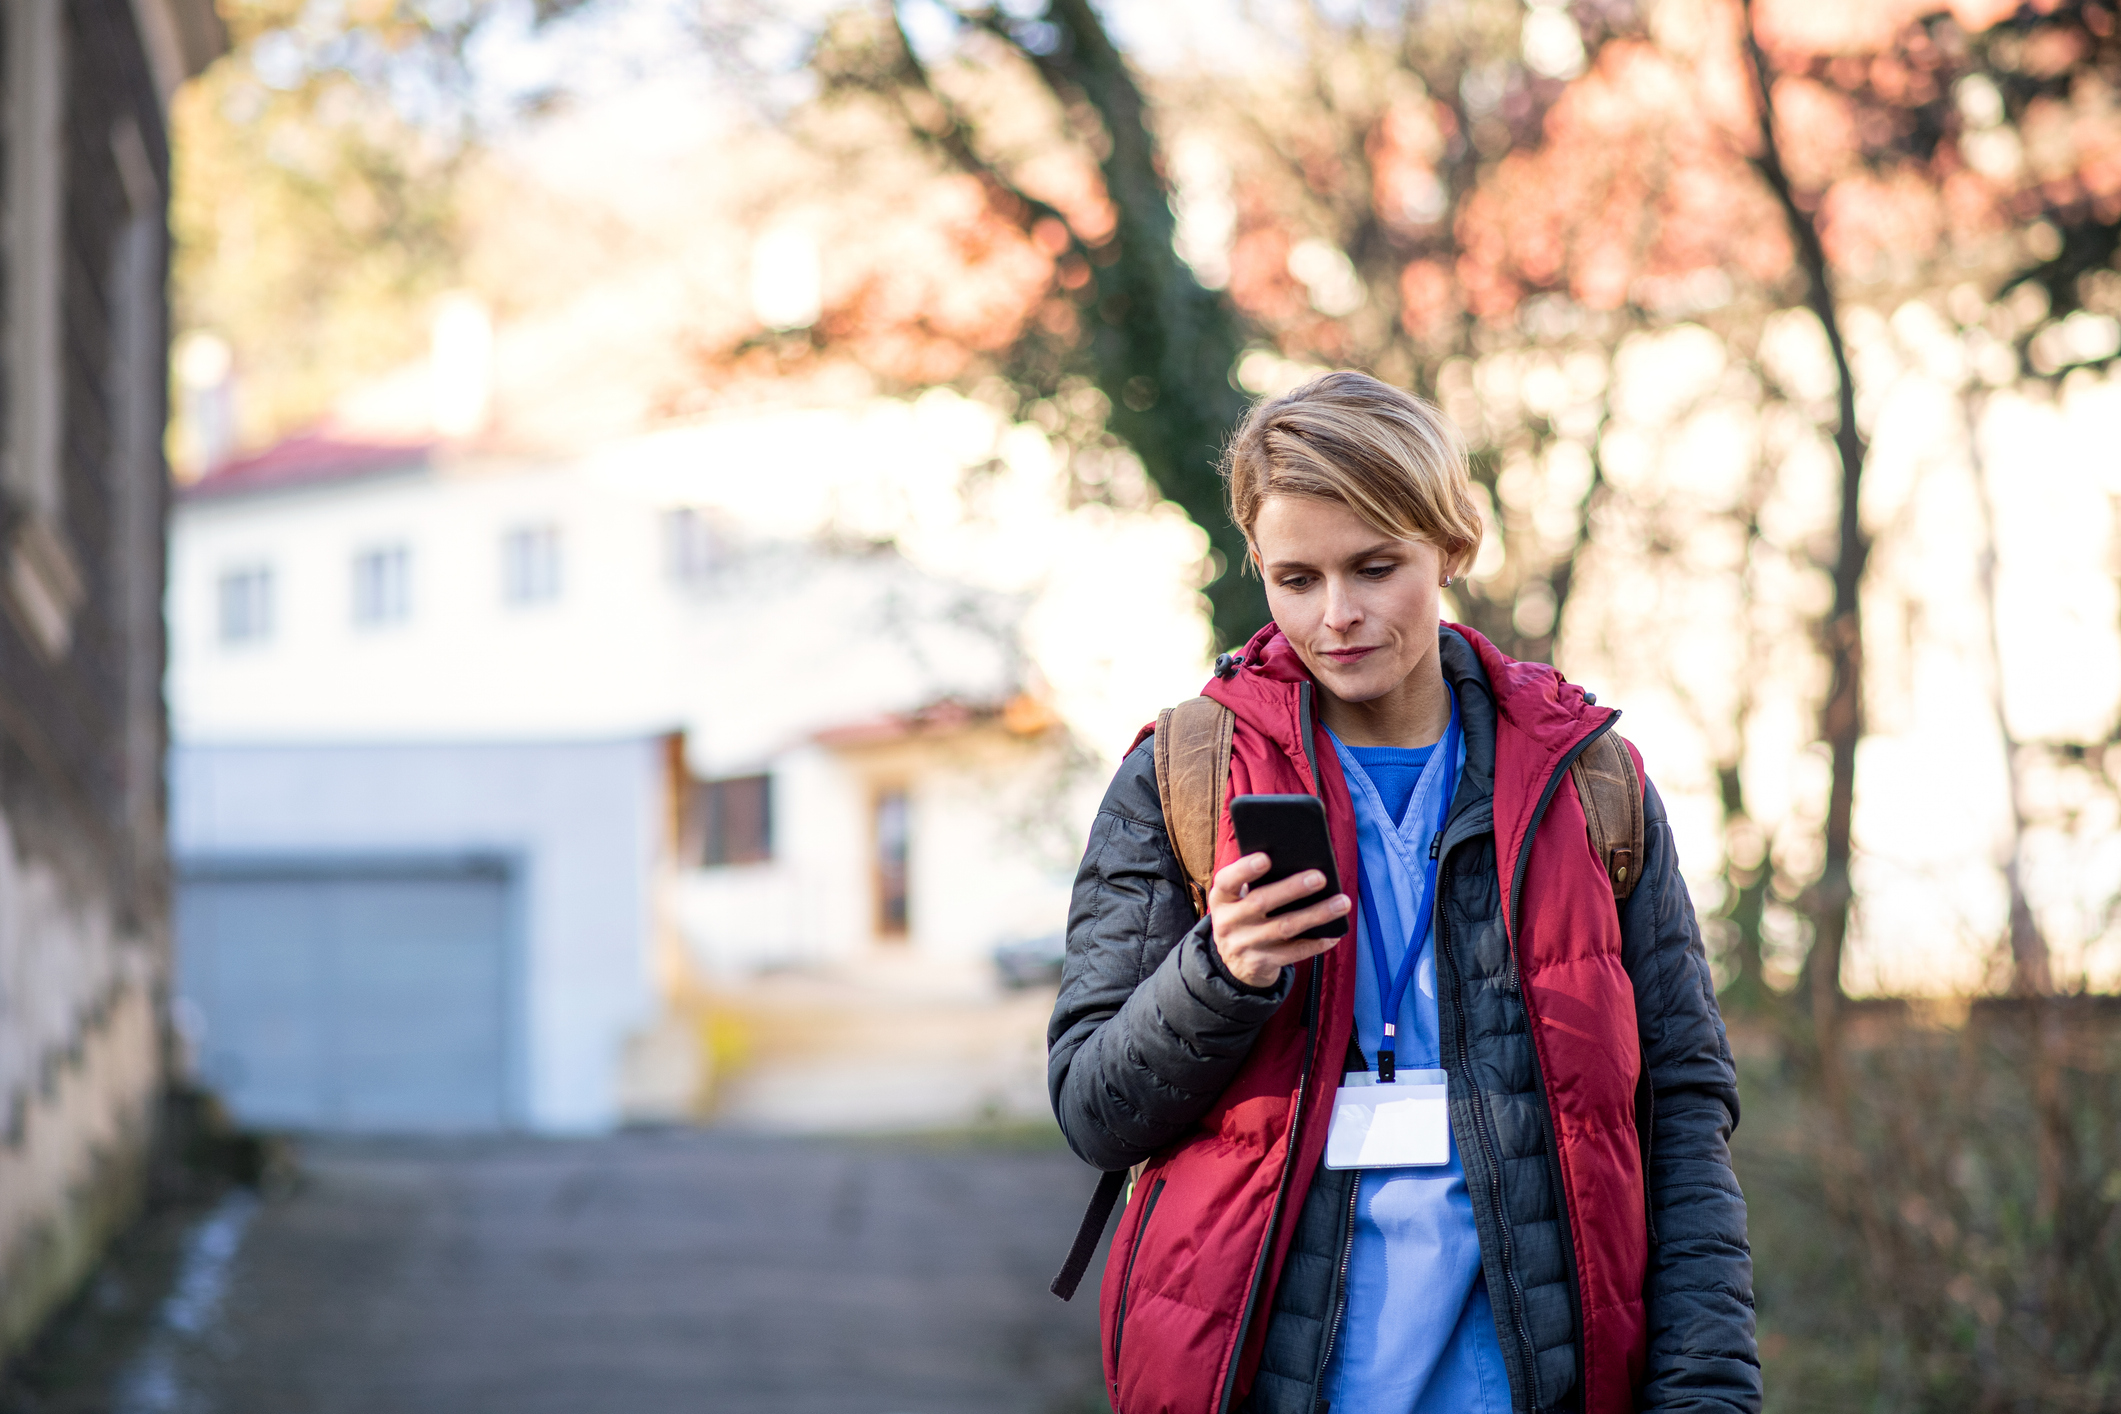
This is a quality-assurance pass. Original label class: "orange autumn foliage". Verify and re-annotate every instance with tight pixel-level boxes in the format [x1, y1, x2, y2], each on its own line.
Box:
[1454, 41, 1792, 320]
[773, 0, 2117, 388]
[815, 176, 1056, 387]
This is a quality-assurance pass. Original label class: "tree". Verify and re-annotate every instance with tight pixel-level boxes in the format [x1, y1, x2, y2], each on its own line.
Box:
[171, 0, 590, 459]
[796, 0, 1698, 655]
[805, 3, 1263, 644]
[778, 0, 2121, 1006]
[1739, 0, 2120, 1007]
[1740, 0, 1875, 1019]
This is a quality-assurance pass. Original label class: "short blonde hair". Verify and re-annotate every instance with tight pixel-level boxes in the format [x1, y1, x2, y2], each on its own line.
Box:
[1222, 371, 1483, 577]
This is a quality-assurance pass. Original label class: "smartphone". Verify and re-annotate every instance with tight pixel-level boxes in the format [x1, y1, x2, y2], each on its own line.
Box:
[1228, 794, 1347, 940]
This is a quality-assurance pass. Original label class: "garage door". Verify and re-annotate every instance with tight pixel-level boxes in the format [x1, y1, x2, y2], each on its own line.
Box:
[176, 860, 514, 1132]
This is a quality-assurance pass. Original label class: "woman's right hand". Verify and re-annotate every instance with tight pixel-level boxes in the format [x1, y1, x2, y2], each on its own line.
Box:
[1209, 853, 1350, 990]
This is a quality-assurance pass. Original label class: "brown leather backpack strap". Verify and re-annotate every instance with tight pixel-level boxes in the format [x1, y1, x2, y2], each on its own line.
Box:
[1153, 696, 1236, 915]
[1570, 728, 1644, 900]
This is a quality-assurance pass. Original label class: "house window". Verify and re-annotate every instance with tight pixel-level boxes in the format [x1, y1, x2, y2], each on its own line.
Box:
[218, 565, 273, 645]
[663, 507, 725, 587]
[874, 788, 910, 939]
[502, 524, 561, 605]
[696, 775, 772, 867]
[352, 545, 411, 626]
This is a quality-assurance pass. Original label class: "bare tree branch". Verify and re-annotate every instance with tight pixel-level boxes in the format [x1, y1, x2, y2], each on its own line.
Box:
[1740, 0, 1870, 1019]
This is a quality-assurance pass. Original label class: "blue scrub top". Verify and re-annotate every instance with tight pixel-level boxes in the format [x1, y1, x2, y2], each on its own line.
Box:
[1326, 712, 1511, 1414]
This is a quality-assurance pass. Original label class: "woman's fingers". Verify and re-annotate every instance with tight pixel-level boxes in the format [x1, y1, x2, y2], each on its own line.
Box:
[1231, 921, 1346, 982]
[1216, 871, 1338, 936]
[1272, 892, 1352, 938]
[1209, 852, 1271, 905]
[1234, 894, 1350, 953]
[1210, 855, 1352, 988]
[1251, 929, 1344, 967]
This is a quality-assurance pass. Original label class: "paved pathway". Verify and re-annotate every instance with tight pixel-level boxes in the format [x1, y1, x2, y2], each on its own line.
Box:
[63, 1132, 1113, 1414]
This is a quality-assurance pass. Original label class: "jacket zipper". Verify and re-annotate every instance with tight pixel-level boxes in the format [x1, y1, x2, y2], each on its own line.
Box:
[1436, 858, 1544, 1408]
[1476, 711, 1622, 1405]
[1214, 682, 1328, 1414]
[1294, 680, 1323, 793]
[1503, 715, 1620, 994]
[1111, 1177, 1166, 1383]
[1309, 1174, 1361, 1406]
[1309, 689, 1484, 1412]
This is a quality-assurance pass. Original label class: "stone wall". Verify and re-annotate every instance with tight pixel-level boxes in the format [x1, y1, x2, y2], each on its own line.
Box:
[0, 835, 161, 1348]
[0, 0, 177, 1364]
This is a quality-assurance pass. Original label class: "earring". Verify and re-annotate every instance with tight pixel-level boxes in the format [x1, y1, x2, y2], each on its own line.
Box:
[1440, 574, 1453, 588]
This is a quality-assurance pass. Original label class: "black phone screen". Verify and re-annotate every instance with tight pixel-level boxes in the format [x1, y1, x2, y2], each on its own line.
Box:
[1228, 794, 1347, 940]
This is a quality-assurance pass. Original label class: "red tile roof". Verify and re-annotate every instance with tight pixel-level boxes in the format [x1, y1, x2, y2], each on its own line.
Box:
[812, 694, 1057, 747]
[182, 432, 435, 500]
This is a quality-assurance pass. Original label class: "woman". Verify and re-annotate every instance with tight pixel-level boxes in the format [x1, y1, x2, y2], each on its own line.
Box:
[1050, 372, 1759, 1414]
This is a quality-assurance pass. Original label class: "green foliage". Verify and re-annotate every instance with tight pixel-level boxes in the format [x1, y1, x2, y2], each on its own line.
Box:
[1003, 0, 1265, 649]
[172, 54, 464, 448]
[809, 1, 1268, 647]
[170, 0, 590, 455]
[813, 0, 1659, 660]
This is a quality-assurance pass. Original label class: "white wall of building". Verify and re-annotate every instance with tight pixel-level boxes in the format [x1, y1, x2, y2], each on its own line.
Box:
[168, 397, 1212, 762]
[169, 420, 1018, 754]
[670, 746, 862, 973]
[671, 730, 1081, 975]
[904, 748, 1079, 956]
[169, 738, 667, 1132]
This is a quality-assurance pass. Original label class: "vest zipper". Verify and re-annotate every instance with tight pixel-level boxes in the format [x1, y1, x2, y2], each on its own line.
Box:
[1437, 856, 1544, 1410]
[1481, 710, 1621, 1403]
[1215, 681, 1328, 1414]
[1309, 1173, 1361, 1407]
[1110, 1176, 1166, 1386]
[1312, 779, 1490, 1410]
[1295, 680, 1323, 792]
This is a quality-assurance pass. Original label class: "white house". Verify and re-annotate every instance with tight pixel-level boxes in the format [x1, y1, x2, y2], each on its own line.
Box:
[166, 406, 1114, 1135]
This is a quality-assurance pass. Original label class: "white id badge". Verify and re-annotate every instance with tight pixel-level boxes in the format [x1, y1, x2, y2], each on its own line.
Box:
[1323, 1068, 1450, 1169]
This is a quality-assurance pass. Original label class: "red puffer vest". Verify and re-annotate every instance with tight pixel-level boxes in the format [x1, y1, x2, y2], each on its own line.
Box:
[1100, 621, 1649, 1414]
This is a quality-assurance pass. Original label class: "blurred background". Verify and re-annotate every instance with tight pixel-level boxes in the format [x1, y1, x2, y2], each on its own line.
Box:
[1, 0, 2119, 1410]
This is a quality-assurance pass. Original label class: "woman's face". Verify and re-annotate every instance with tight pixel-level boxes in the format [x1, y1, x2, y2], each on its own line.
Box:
[1252, 494, 1446, 706]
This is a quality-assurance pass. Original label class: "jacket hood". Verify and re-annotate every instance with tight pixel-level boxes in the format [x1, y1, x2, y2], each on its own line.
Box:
[1452, 622, 1613, 750]
[1195, 622, 1316, 779]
